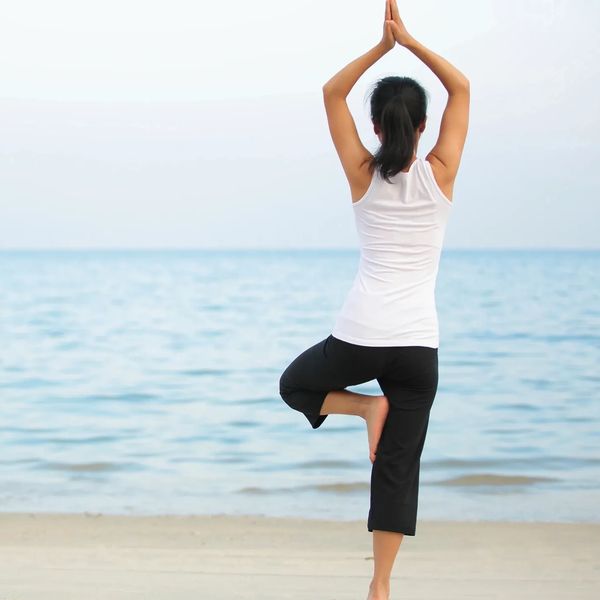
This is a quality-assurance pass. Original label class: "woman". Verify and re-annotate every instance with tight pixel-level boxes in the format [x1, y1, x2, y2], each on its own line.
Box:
[279, 1, 469, 598]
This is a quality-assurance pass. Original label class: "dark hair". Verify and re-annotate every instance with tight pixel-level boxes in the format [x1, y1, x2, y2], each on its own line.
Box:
[362, 76, 428, 183]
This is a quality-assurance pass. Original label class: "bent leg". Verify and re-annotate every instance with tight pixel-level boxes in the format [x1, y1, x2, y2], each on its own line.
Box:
[279, 335, 384, 429]
[278, 337, 335, 429]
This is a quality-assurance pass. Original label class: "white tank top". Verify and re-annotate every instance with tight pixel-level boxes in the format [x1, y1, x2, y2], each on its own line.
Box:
[331, 157, 453, 348]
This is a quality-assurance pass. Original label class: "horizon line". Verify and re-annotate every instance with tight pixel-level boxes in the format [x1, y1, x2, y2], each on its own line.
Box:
[0, 246, 598, 253]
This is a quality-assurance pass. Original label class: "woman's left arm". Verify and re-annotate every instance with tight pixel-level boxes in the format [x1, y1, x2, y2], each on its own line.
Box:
[323, 0, 395, 96]
[322, 41, 391, 98]
[322, 2, 395, 188]
[322, 41, 392, 190]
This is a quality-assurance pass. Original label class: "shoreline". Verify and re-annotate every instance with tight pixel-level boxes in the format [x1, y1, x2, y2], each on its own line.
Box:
[0, 512, 598, 599]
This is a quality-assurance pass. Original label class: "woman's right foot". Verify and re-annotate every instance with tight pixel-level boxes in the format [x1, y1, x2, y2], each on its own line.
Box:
[364, 395, 389, 464]
[367, 579, 390, 600]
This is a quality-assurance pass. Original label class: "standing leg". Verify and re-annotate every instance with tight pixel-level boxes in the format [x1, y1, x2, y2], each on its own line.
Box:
[368, 347, 438, 535]
[368, 530, 404, 600]
[367, 346, 439, 598]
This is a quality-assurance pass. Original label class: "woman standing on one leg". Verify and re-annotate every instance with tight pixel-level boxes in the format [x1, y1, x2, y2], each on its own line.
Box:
[279, 1, 469, 599]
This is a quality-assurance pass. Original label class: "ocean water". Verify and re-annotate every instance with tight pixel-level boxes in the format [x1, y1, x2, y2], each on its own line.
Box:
[1, 249, 599, 525]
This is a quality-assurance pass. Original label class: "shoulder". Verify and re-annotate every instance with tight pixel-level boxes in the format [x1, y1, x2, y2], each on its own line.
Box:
[349, 153, 376, 203]
[424, 154, 454, 203]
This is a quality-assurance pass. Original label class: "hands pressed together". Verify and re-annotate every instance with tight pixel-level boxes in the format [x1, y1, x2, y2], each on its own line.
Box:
[381, 0, 414, 51]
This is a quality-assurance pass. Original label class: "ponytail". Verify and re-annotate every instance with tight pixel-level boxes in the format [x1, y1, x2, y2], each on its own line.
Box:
[374, 95, 415, 183]
[363, 76, 428, 183]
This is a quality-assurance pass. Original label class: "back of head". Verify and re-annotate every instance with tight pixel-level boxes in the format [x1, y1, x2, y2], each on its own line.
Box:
[365, 76, 428, 183]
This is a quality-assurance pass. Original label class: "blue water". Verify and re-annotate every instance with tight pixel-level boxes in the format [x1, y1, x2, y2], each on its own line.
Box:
[1, 249, 599, 524]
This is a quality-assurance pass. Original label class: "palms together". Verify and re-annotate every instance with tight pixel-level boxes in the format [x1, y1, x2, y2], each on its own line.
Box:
[381, 0, 413, 48]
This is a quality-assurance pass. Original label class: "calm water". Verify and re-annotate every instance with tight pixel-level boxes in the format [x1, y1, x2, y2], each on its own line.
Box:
[1, 249, 599, 524]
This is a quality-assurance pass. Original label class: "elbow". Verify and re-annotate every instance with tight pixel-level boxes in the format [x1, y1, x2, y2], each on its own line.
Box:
[322, 86, 347, 100]
[322, 82, 343, 97]
[322, 83, 349, 99]
[450, 78, 470, 96]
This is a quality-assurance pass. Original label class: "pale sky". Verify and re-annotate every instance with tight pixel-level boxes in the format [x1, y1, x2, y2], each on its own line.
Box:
[1, 0, 598, 249]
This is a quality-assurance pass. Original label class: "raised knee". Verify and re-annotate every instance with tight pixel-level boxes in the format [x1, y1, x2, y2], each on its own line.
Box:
[279, 371, 301, 410]
[279, 371, 293, 400]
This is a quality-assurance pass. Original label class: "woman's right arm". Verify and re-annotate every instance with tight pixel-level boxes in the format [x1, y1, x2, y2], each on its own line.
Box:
[404, 36, 469, 95]
[386, 0, 469, 193]
[404, 36, 470, 192]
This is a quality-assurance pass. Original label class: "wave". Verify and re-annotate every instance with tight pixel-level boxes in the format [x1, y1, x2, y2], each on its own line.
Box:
[237, 481, 369, 495]
[431, 473, 559, 486]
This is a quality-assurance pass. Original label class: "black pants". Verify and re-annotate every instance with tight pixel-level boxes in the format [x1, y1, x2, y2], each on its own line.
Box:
[278, 334, 439, 536]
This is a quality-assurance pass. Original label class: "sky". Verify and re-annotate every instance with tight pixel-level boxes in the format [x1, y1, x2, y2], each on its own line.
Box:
[0, 0, 598, 250]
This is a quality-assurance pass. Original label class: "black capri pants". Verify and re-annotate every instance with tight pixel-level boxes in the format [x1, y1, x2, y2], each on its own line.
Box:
[278, 334, 438, 536]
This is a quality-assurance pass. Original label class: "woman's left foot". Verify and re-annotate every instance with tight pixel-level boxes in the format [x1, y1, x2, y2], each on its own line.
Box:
[364, 395, 389, 463]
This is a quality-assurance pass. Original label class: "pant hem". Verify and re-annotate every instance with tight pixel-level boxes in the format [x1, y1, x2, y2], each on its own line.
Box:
[306, 413, 328, 429]
[367, 523, 416, 536]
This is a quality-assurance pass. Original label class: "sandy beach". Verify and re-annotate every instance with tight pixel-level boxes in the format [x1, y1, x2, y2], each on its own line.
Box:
[0, 513, 598, 599]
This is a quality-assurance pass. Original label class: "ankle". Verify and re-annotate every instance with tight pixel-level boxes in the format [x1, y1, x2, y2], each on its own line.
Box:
[369, 578, 390, 592]
[363, 394, 385, 419]
[357, 397, 371, 420]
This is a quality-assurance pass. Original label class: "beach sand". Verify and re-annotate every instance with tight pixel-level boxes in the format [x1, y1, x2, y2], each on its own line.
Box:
[0, 512, 598, 599]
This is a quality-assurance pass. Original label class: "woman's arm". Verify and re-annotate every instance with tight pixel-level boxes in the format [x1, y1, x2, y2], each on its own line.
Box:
[322, 0, 395, 97]
[322, 41, 391, 98]
[388, 0, 469, 93]
[389, 0, 469, 186]
[409, 36, 470, 185]
[321, 4, 395, 194]
[322, 41, 390, 194]
[404, 37, 469, 95]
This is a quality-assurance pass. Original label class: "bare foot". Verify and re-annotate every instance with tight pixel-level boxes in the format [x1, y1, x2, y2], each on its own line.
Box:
[364, 395, 389, 464]
[367, 579, 390, 600]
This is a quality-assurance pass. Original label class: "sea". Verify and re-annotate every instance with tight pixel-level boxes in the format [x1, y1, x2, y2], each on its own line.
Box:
[1, 249, 598, 525]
